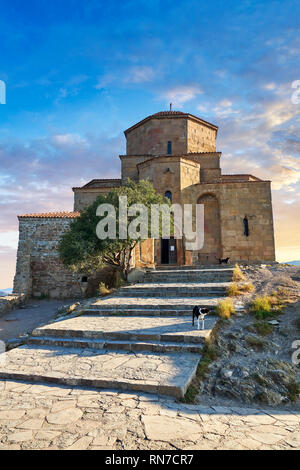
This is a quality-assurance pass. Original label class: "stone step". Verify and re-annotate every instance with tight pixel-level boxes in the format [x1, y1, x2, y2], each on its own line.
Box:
[27, 336, 203, 354]
[88, 296, 224, 315]
[32, 315, 216, 344]
[83, 309, 196, 317]
[116, 290, 227, 298]
[122, 282, 230, 290]
[118, 282, 230, 298]
[145, 275, 233, 283]
[145, 268, 234, 282]
[151, 265, 234, 270]
[0, 345, 200, 398]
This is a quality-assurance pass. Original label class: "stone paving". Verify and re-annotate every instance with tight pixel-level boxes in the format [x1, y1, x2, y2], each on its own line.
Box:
[0, 345, 199, 398]
[0, 299, 71, 342]
[91, 296, 223, 308]
[0, 379, 299, 450]
[32, 315, 217, 342]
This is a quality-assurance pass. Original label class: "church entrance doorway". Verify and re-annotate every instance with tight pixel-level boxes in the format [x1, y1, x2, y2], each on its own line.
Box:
[161, 237, 177, 264]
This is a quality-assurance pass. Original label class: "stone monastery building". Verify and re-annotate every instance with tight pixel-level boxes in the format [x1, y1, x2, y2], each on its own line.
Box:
[13, 110, 276, 298]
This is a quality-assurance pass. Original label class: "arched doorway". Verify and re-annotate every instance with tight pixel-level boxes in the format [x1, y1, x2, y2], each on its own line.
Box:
[196, 193, 221, 263]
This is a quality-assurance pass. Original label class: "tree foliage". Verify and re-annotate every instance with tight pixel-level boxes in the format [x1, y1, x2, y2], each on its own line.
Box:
[58, 179, 169, 279]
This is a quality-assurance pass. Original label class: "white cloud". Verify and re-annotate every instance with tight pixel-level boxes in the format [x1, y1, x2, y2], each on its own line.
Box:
[52, 133, 86, 146]
[164, 86, 202, 107]
[261, 101, 296, 128]
[127, 66, 155, 83]
[219, 99, 232, 107]
[96, 66, 155, 88]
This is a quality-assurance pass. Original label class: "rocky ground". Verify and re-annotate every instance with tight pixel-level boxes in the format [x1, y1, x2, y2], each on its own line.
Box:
[195, 264, 300, 410]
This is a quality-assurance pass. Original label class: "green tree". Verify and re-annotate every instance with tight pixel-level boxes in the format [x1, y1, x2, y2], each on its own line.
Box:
[58, 179, 170, 280]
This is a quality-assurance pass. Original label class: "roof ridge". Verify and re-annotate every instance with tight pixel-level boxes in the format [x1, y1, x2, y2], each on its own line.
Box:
[124, 111, 218, 135]
[18, 211, 80, 219]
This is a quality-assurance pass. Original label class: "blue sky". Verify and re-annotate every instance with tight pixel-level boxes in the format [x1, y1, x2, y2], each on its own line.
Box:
[0, 0, 300, 287]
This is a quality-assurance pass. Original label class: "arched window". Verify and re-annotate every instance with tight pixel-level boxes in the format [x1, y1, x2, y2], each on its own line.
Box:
[243, 216, 249, 237]
[164, 191, 172, 202]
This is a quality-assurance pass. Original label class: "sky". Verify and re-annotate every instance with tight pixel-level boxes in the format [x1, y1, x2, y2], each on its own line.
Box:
[0, 0, 300, 288]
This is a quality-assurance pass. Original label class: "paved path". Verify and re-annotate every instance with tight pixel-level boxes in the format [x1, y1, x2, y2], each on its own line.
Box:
[32, 315, 217, 341]
[0, 380, 299, 450]
[0, 345, 200, 398]
[0, 300, 73, 342]
[91, 296, 223, 307]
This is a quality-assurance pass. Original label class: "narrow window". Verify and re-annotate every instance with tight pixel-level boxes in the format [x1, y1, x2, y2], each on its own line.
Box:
[164, 191, 172, 202]
[167, 141, 172, 155]
[243, 216, 249, 237]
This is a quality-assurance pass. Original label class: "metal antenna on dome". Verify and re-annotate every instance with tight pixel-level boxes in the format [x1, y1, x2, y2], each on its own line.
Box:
[170, 103, 172, 111]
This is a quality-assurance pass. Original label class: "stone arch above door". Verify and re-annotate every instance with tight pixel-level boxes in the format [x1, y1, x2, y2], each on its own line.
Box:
[195, 193, 221, 264]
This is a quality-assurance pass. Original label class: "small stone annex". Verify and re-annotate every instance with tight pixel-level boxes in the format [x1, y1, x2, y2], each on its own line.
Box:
[13, 110, 276, 298]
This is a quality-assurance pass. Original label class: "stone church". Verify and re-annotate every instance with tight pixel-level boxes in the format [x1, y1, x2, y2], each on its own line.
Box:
[13, 110, 276, 298]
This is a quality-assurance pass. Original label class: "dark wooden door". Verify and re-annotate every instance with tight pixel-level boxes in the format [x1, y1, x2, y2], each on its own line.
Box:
[161, 238, 177, 264]
[169, 238, 177, 264]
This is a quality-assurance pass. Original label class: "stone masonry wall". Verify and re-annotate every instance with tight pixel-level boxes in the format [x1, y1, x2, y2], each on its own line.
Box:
[120, 155, 153, 183]
[182, 181, 276, 263]
[13, 217, 85, 298]
[74, 188, 114, 211]
[126, 117, 217, 156]
[126, 117, 188, 156]
[187, 119, 217, 152]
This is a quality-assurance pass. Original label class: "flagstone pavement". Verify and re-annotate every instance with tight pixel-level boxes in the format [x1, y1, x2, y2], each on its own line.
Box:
[0, 379, 299, 450]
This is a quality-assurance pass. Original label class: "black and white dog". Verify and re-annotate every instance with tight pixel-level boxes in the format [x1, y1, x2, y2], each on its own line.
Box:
[216, 257, 230, 264]
[192, 306, 210, 329]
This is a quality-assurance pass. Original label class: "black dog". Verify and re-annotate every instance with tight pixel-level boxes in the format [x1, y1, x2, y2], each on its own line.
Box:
[192, 306, 210, 328]
[216, 257, 230, 264]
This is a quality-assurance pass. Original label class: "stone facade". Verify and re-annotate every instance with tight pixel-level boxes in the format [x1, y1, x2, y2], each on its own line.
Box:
[13, 110, 276, 298]
[125, 111, 217, 155]
[13, 215, 84, 298]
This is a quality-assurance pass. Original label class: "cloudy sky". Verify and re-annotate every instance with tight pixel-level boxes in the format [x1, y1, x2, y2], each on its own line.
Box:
[0, 0, 300, 288]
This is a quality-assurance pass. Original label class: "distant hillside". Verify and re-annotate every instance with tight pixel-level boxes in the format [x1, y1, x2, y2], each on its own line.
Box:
[0, 288, 13, 296]
[284, 260, 300, 266]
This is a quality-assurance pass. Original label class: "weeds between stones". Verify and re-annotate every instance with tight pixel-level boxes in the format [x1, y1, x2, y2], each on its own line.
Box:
[227, 282, 255, 297]
[215, 298, 235, 319]
[232, 264, 246, 282]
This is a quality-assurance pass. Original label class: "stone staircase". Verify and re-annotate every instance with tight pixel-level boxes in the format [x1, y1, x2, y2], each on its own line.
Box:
[0, 266, 233, 398]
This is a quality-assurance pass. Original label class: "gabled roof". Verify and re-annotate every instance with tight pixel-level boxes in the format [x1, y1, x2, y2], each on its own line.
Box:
[124, 111, 218, 135]
[73, 179, 121, 191]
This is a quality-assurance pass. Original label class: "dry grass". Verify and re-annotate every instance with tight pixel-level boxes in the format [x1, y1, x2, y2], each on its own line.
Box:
[215, 298, 235, 319]
[226, 283, 241, 297]
[233, 264, 246, 282]
[227, 282, 255, 297]
[250, 294, 283, 319]
[239, 282, 255, 294]
[249, 295, 272, 319]
[98, 282, 111, 296]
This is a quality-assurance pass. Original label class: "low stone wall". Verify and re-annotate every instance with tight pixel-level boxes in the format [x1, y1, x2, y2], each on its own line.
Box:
[13, 216, 86, 299]
[0, 294, 26, 317]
